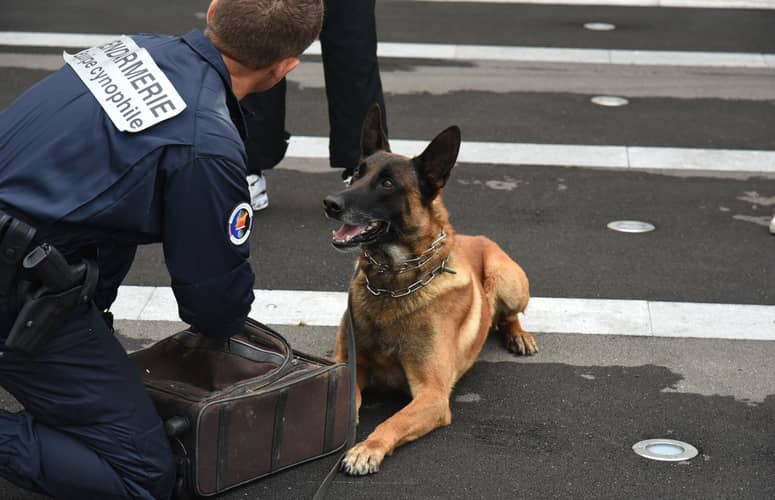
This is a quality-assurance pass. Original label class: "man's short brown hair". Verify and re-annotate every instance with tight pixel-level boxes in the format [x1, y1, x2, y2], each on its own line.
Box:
[206, 0, 324, 69]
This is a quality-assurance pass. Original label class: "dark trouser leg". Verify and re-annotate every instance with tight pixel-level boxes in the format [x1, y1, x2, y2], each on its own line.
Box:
[0, 302, 175, 499]
[0, 412, 141, 499]
[321, 0, 387, 172]
[240, 79, 290, 176]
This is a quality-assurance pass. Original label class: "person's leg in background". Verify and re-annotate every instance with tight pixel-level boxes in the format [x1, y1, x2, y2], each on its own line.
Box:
[239, 0, 387, 188]
[241, 79, 290, 211]
[321, 0, 387, 182]
[0, 299, 176, 500]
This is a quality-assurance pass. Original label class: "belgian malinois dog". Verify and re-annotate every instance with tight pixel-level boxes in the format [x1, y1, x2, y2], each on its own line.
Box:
[323, 105, 538, 475]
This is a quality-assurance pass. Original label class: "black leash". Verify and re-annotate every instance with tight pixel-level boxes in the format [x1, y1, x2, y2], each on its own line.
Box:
[312, 292, 357, 500]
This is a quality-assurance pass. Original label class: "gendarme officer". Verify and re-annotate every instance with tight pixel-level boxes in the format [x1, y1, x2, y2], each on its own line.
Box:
[0, 0, 323, 498]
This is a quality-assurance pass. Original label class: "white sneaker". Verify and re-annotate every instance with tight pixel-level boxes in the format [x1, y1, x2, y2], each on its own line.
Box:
[247, 174, 268, 211]
[341, 168, 355, 186]
[770, 214, 775, 235]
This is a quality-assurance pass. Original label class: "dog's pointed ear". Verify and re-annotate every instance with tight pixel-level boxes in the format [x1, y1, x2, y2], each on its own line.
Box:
[360, 103, 390, 158]
[414, 126, 461, 200]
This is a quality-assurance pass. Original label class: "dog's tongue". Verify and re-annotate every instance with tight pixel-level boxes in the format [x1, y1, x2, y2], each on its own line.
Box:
[334, 224, 366, 241]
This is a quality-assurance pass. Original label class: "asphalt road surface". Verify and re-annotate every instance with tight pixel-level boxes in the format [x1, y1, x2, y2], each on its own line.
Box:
[1, 1, 774, 499]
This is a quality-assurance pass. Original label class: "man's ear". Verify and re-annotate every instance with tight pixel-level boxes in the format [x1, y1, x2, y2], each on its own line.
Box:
[270, 57, 299, 82]
[414, 126, 461, 201]
[207, 0, 219, 23]
[253, 57, 299, 93]
[360, 103, 390, 158]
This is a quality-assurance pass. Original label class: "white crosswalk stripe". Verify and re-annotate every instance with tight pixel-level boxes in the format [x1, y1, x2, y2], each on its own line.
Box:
[287, 136, 775, 174]
[112, 286, 775, 341]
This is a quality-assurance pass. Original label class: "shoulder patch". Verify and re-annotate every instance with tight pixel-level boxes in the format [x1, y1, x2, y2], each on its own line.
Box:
[228, 203, 253, 245]
[63, 36, 186, 133]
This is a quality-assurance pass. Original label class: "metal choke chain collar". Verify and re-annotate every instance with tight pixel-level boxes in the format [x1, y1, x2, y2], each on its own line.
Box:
[363, 231, 448, 274]
[361, 231, 456, 298]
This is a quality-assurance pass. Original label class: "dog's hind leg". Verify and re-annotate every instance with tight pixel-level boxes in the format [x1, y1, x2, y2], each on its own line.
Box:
[498, 312, 538, 355]
[481, 242, 538, 356]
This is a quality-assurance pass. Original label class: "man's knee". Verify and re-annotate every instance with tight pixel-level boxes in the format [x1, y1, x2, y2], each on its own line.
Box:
[33, 421, 176, 500]
[127, 422, 177, 500]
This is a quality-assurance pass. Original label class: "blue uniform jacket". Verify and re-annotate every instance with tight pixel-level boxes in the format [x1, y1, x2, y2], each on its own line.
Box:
[0, 30, 255, 338]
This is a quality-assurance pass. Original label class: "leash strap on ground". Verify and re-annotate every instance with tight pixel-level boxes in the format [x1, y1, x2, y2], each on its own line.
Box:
[313, 292, 357, 500]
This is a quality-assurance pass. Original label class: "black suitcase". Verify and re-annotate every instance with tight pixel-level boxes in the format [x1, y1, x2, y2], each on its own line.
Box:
[130, 318, 354, 497]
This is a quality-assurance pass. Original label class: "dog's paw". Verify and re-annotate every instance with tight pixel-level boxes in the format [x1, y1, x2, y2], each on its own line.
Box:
[506, 331, 539, 356]
[341, 440, 386, 475]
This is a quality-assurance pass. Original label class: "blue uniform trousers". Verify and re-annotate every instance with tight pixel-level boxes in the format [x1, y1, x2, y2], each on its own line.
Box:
[0, 296, 175, 499]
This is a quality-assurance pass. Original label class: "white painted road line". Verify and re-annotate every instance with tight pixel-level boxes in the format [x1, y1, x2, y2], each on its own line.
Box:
[415, 0, 775, 8]
[288, 136, 775, 174]
[111, 286, 775, 341]
[0, 32, 113, 48]
[1, 32, 773, 69]
[357, 42, 775, 68]
[0, 52, 62, 70]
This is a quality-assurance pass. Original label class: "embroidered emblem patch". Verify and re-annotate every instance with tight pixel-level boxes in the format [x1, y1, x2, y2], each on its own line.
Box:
[228, 203, 253, 245]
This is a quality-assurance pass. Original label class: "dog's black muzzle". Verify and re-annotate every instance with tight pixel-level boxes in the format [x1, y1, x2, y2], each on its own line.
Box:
[323, 194, 345, 220]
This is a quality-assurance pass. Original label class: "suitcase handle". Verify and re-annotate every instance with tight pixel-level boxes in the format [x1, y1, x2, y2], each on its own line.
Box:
[176, 319, 293, 371]
[241, 318, 293, 377]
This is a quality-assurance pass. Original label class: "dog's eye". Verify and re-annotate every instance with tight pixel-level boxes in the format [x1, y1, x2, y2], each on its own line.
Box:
[381, 178, 395, 189]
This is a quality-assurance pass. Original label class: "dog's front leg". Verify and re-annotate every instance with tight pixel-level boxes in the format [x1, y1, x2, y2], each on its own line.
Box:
[342, 384, 452, 475]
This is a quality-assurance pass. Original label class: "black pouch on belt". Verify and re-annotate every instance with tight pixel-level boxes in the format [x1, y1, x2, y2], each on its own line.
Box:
[0, 210, 37, 295]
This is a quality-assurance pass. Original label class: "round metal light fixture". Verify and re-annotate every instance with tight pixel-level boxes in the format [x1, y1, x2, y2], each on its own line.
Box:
[607, 220, 655, 233]
[584, 22, 616, 31]
[633, 439, 698, 462]
[591, 96, 629, 107]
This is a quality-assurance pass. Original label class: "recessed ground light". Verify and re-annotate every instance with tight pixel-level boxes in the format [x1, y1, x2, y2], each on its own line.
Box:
[633, 439, 699, 462]
[584, 22, 616, 31]
[607, 220, 655, 233]
[591, 96, 629, 107]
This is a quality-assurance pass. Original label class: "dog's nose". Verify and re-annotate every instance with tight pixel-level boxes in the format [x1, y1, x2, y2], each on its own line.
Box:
[323, 194, 344, 215]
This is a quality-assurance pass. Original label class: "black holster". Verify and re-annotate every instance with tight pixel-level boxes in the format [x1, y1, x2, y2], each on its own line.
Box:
[0, 212, 100, 355]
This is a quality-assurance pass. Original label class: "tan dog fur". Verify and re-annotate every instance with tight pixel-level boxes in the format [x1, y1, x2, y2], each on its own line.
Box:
[328, 107, 538, 475]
